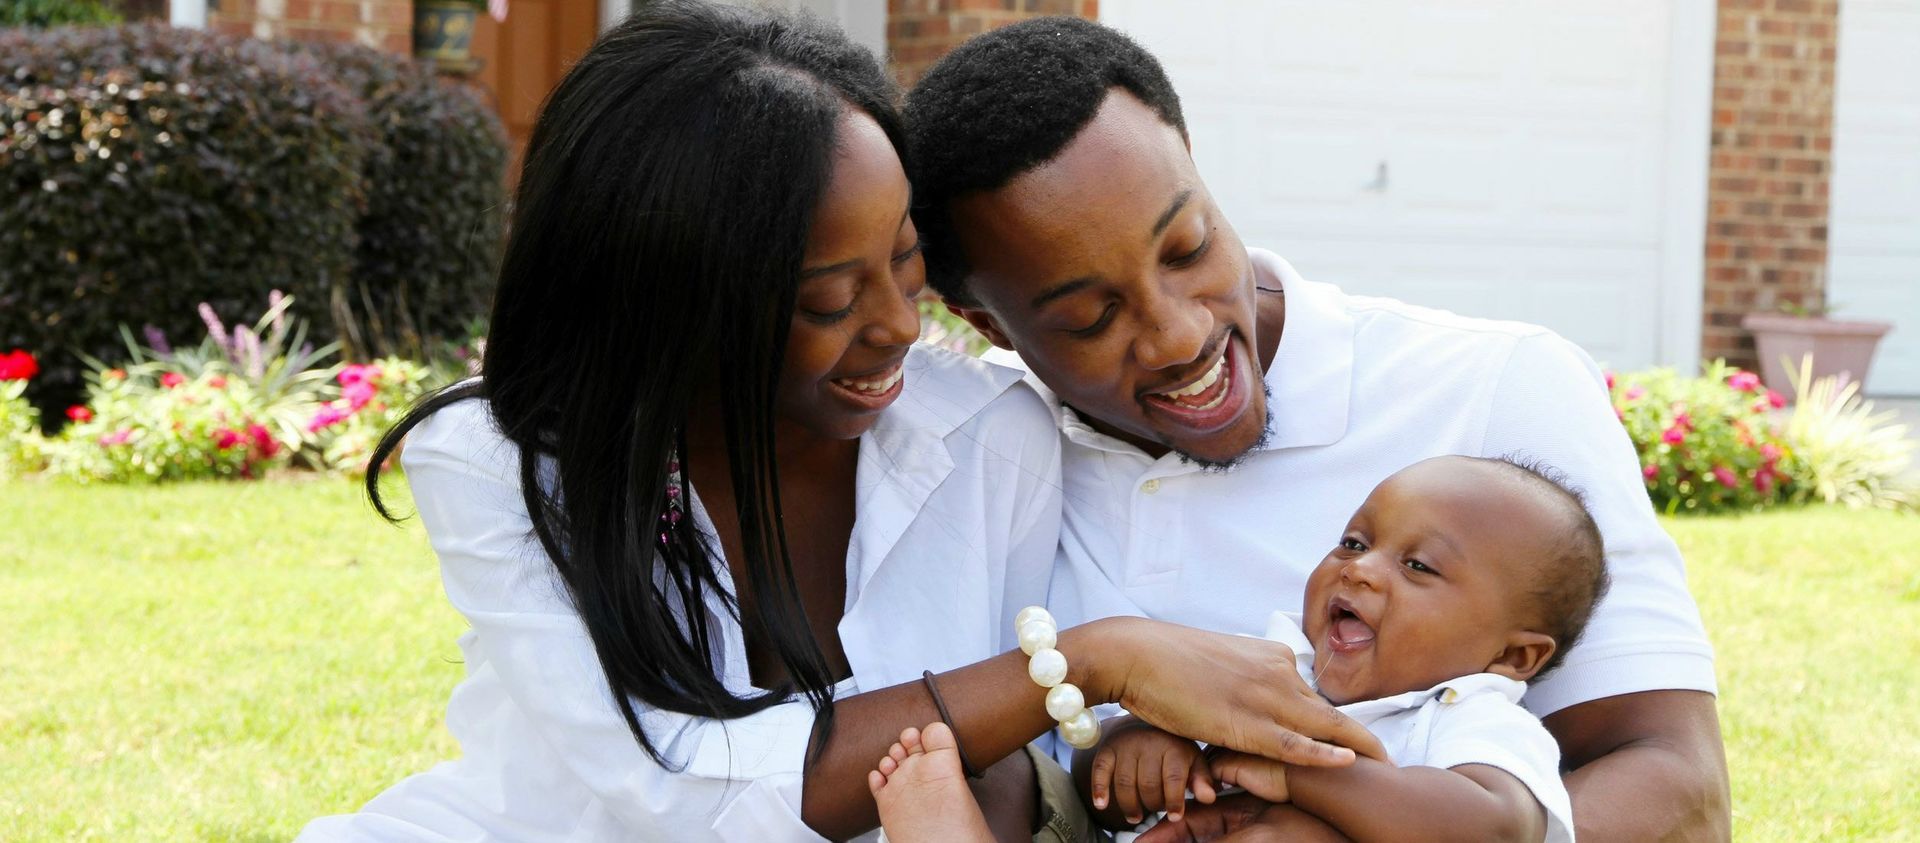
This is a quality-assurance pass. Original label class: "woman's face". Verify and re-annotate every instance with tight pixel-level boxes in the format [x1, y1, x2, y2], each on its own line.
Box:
[778, 109, 925, 441]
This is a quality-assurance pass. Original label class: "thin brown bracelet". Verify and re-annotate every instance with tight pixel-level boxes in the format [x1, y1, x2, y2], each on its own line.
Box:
[920, 670, 986, 779]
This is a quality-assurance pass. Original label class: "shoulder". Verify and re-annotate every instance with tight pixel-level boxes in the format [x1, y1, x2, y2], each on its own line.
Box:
[885, 344, 1058, 448]
[399, 381, 520, 486]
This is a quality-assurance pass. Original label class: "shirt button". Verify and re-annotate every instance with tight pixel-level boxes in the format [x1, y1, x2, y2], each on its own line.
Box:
[1141, 479, 1161, 494]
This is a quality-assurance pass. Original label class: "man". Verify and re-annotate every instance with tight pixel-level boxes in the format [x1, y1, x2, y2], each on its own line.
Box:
[905, 17, 1729, 843]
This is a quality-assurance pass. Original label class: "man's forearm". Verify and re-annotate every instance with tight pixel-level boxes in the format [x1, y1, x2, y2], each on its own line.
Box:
[1547, 690, 1731, 843]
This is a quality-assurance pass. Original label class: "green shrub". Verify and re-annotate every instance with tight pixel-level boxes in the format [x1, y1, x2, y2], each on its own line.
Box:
[0, 24, 371, 413]
[46, 367, 293, 483]
[2, 375, 48, 480]
[280, 41, 508, 359]
[1610, 361, 1795, 513]
[0, 0, 121, 27]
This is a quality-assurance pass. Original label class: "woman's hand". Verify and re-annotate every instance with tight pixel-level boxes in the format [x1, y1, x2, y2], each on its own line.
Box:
[1061, 617, 1386, 766]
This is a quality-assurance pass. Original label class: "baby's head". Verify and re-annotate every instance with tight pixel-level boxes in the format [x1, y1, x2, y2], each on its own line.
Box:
[1302, 455, 1610, 705]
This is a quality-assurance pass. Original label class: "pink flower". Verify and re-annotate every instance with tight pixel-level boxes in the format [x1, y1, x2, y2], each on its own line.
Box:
[338, 364, 381, 389]
[160, 372, 185, 389]
[1754, 470, 1775, 494]
[65, 405, 93, 422]
[307, 403, 351, 432]
[0, 349, 38, 381]
[207, 375, 227, 389]
[1760, 443, 1782, 464]
[342, 380, 377, 411]
[1624, 386, 1646, 401]
[99, 427, 133, 446]
[1673, 411, 1694, 432]
[213, 428, 242, 450]
[1643, 463, 1659, 480]
[1662, 425, 1686, 446]
[1727, 371, 1761, 393]
[1766, 390, 1786, 409]
[1712, 466, 1739, 488]
[1605, 371, 1616, 390]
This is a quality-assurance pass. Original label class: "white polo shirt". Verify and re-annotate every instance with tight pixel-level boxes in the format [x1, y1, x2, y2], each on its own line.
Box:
[1018, 248, 1715, 718]
[298, 344, 1064, 842]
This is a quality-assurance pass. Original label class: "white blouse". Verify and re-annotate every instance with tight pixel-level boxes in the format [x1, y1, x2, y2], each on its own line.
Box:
[298, 344, 1065, 842]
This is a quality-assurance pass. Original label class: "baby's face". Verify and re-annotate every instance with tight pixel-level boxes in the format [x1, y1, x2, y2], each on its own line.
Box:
[1302, 457, 1559, 705]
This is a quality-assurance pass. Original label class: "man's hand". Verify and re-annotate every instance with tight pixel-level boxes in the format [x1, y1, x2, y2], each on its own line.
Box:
[1134, 794, 1350, 843]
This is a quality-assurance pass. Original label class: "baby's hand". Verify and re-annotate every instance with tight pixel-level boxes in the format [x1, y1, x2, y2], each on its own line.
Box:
[1087, 718, 1218, 824]
[1206, 749, 1290, 804]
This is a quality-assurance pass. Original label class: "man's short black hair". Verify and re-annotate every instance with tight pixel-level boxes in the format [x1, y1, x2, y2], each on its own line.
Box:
[1487, 456, 1611, 681]
[904, 16, 1187, 304]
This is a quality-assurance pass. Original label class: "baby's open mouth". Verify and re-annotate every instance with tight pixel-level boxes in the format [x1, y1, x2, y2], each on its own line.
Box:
[1327, 598, 1376, 651]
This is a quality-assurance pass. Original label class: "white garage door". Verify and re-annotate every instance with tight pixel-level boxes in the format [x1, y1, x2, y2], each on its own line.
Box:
[1099, 0, 1714, 371]
[1831, 0, 1920, 396]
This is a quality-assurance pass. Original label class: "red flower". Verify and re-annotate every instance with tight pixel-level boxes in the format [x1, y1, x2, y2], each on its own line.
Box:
[1661, 426, 1686, 446]
[1643, 463, 1659, 480]
[1766, 390, 1786, 409]
[1754, 469, 1775, 494]
[213, 428, 242, 450]
[248, 423, 279, 458]
[1760, 443, 1783, 464]
[1712, 466, 1739, 489]
[207, 376, 227, 389]
[160, 372, 185, 389]
[1605, 371, 1616, 390]
[65, 405, 93, 422]
[104, 368, 126, 381]
[1727, 371, 1761, 393]
[0, 349, 38, 381]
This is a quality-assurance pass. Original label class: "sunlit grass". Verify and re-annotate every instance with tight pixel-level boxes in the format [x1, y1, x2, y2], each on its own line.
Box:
[2, 481, 1915, 840]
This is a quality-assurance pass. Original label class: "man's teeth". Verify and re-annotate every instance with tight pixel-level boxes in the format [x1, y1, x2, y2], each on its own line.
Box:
[836, 366, 902, 394]
[1157, 355, 1228, 409]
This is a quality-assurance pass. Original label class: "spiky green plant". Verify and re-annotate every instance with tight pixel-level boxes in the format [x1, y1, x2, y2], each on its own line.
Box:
[1784, 356, 1915, 511]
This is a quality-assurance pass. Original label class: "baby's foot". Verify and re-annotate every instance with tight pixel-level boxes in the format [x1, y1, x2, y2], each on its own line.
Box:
[867, 722, 995, 843]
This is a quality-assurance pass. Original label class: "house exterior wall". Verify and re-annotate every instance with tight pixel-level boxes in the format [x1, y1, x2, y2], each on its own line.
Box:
[886, 0, 1098, 88]
[1702, 0, 1840, 370]
[209, 0, 414, 54]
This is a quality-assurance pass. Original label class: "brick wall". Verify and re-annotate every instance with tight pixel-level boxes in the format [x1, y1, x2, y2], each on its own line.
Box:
[887, 0, 1099, 89]
[210, 0, 414, 55]
[1700, 0, 1838, 369]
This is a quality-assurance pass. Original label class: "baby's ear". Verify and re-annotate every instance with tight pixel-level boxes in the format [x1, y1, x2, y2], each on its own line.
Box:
[1486, 631, 1556, 683]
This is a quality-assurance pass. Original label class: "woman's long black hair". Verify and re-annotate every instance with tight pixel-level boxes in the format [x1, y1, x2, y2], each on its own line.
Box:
[364, 0, 906, 764]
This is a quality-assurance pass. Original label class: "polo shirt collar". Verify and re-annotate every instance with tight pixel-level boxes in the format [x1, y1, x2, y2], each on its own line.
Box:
[1250, 248, 1354, 452]
[1013, 247, 1356, 459]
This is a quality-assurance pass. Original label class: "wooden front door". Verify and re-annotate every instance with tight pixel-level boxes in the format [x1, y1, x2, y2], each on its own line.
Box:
[466, 0, 603, 187]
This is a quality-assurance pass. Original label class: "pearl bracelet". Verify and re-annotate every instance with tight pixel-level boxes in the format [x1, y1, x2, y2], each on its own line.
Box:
[1016, 606, 1101, 750]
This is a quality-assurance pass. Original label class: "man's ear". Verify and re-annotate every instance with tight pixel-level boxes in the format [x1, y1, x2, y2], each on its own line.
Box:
[1486, 631, 1556, 683]
[945, 301, 1016, 351]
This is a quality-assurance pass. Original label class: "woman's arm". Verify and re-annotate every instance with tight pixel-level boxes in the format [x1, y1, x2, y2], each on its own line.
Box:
[1286, 760, 1546, 843]
[800, 618, 1387, 840]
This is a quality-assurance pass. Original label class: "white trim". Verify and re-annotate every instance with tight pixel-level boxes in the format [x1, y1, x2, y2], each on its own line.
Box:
[599, 0, 629, 33]
[169, 0, 207, 28]
[1656, 0, 1718, 372]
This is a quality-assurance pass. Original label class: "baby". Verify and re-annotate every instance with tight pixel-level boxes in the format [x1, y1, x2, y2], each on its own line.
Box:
[867, 455, 1608, 843]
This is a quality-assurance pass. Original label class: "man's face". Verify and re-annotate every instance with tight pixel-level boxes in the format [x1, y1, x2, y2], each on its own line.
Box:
[947, 90, 1268, 466]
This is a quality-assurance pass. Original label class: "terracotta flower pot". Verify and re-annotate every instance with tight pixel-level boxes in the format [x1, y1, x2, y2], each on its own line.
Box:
[1741, 312, 1893, 395]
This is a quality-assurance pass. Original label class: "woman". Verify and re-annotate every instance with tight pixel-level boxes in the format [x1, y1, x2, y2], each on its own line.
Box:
[298, 3, 1374, 841]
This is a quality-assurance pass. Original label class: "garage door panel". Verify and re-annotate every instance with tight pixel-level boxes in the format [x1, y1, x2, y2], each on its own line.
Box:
[1831, 0, 1920, 394]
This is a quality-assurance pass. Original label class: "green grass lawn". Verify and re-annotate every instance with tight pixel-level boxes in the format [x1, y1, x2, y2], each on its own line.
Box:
[3, 481, 1918, 840]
